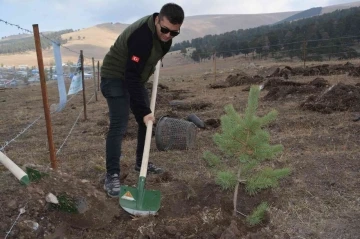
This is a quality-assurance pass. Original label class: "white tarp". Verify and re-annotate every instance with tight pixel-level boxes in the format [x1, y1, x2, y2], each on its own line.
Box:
[68, 55, 83, 95]
[52, 42, 67, 111]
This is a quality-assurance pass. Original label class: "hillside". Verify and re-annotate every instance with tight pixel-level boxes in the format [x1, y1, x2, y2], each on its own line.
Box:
[0, 33, 31, 41]
[275, 7, 322, 24]
[0, 11, 298, 67]
[321, 0, 360, 14]
[172, 6, 360, 63]
[274, 1, 360, 24]
[95, 12, 299, 44]
[1, 1, 360, 66]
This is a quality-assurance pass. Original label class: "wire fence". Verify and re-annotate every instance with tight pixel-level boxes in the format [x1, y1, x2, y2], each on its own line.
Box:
[0, 18, 93, 60]
[0, 18, 102, 163]
[173, 34, 360, 63]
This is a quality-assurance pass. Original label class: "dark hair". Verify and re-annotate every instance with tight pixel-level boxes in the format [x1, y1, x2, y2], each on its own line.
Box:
[159, 3, 184, 25]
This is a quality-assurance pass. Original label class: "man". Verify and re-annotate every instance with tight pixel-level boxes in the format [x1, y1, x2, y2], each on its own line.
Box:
[100, 3, 184, 197]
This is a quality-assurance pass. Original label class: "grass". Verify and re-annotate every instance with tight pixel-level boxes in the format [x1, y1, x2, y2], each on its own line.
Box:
[1, 56, 360, 238]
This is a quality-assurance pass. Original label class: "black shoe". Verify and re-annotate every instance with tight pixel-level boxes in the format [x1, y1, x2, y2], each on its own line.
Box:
[135, 162, 163, 174]
[103, 173, 120, 197]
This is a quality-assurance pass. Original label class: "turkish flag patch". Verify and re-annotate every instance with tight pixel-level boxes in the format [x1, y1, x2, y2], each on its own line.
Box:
[131, 55, 140, 63]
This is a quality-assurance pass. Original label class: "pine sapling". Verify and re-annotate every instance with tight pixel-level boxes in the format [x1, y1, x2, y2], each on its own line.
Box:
[203, 85, 290, 222]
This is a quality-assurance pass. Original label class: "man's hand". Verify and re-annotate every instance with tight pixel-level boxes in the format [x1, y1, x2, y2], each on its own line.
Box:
[143, 113, 155, 125]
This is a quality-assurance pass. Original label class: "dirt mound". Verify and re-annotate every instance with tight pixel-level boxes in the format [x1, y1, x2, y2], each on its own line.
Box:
[226, 72, 264, 86]
[266, 66, 293, 79]
[309, 77, 330, 87]
[0, 169, 120, 238]
[263, 78, 329, 101]
[267, 62, 358, 78]
[171, 101, 212, 111]
[348, 66, 360, 77]
[263, 78, 305, 90]
[301, 83, 360, 113]
[209, 73, 264, 89]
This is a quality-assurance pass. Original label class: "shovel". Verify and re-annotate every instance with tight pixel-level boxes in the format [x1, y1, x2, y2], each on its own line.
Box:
[119, 61, 161, 216]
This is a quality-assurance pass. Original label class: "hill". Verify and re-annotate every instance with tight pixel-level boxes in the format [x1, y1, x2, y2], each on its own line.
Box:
[95, 12, 299, 44]
[172, 6, 360, 62]
[274, 1, 360, 24]
[321, 0, 360, 14]
[275, 7, 323, 24]
[1, 1, 360, 66]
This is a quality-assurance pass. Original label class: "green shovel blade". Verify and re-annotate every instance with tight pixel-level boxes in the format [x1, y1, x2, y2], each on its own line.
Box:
[119, 177, 161, 216]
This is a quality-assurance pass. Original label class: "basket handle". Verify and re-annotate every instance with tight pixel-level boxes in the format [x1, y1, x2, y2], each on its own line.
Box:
[139, 61, 161, 177]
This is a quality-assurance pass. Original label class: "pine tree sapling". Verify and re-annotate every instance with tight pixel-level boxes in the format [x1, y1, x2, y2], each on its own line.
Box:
[203, 85, 290, 222]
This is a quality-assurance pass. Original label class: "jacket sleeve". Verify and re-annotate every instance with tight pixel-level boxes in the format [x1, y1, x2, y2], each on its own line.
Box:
[125, 24, 153, 119]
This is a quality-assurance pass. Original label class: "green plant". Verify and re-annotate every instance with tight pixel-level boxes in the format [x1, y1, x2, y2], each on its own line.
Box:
[203, 85, 290, 224]
[246, 202, 268, 226]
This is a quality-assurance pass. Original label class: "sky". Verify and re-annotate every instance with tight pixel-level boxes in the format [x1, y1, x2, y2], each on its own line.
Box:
[0, 0, 358, 38]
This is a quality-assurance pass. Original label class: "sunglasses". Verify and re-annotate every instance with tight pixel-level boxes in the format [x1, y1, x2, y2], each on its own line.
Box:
[158, 22, 180, 37]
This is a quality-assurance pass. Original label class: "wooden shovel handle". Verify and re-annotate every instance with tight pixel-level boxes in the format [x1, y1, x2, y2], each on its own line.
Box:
[139, 61, 161, 177]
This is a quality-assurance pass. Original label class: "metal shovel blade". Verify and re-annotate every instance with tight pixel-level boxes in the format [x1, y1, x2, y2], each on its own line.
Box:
[119, 61, 162, 216]
[119, 177, 161, 216]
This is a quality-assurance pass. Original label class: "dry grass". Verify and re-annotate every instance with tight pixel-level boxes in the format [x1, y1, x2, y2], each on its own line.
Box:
[1, 56, 360, 238]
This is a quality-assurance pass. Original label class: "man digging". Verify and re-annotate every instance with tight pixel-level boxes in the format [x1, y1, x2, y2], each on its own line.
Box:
[100, 3, 185, 197]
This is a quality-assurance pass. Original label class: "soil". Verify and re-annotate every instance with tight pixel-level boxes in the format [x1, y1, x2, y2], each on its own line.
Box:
[300, 83, 360, 113]
[1, 57, 360, 239]
[262, 77, 330, 101]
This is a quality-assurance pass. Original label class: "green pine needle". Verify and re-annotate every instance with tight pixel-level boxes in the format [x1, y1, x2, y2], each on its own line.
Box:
[246, 167, 291, 195]
[246, 202, 268, 226]
[215, 171, 237, 190]
[203, 151, 221, 167]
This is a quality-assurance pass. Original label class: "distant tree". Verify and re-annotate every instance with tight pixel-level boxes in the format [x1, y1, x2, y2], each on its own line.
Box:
[0, 29, 72, 54]
[69, 36, 72, 40]
[170, 7, 360, 61]
[180, 47, 187, 55]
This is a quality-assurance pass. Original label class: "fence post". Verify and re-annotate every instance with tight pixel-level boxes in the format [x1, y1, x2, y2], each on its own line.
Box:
[213, 51, 217, 82]
[92, 57, 97, 101]
[97, 61, 100, 92]
[32, 24, 57, 169]
[303, 38, 307, 68]
[80, 50, 87, 120]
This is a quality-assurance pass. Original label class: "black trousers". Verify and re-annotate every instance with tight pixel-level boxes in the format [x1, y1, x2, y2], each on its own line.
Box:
[100, 77, 149, 175]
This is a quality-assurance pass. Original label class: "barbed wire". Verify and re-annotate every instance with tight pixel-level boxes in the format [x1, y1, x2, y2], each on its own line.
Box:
[56, 91, 95, 156]
[5, 200, 29, 239]
[316, 51, 358, 56]
[0, 18, 93, 60]
[192, 41, 360, 57]
[0, 115, 42, 152]
[178, 35, 360, 56]
[264, 42, 360, 55]
[0, 82, 96, 152]
[0, 19, 33, 35]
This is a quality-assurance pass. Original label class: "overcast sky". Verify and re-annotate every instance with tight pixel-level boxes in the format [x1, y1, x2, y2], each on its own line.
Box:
[0, 0, 357, 38]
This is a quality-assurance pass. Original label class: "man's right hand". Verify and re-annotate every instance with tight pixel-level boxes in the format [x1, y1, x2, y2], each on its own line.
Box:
[143, 113, 155, 125]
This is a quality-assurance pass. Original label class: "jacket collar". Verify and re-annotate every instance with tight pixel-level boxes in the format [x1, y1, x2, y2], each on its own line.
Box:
[148, 13, 158, 36]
